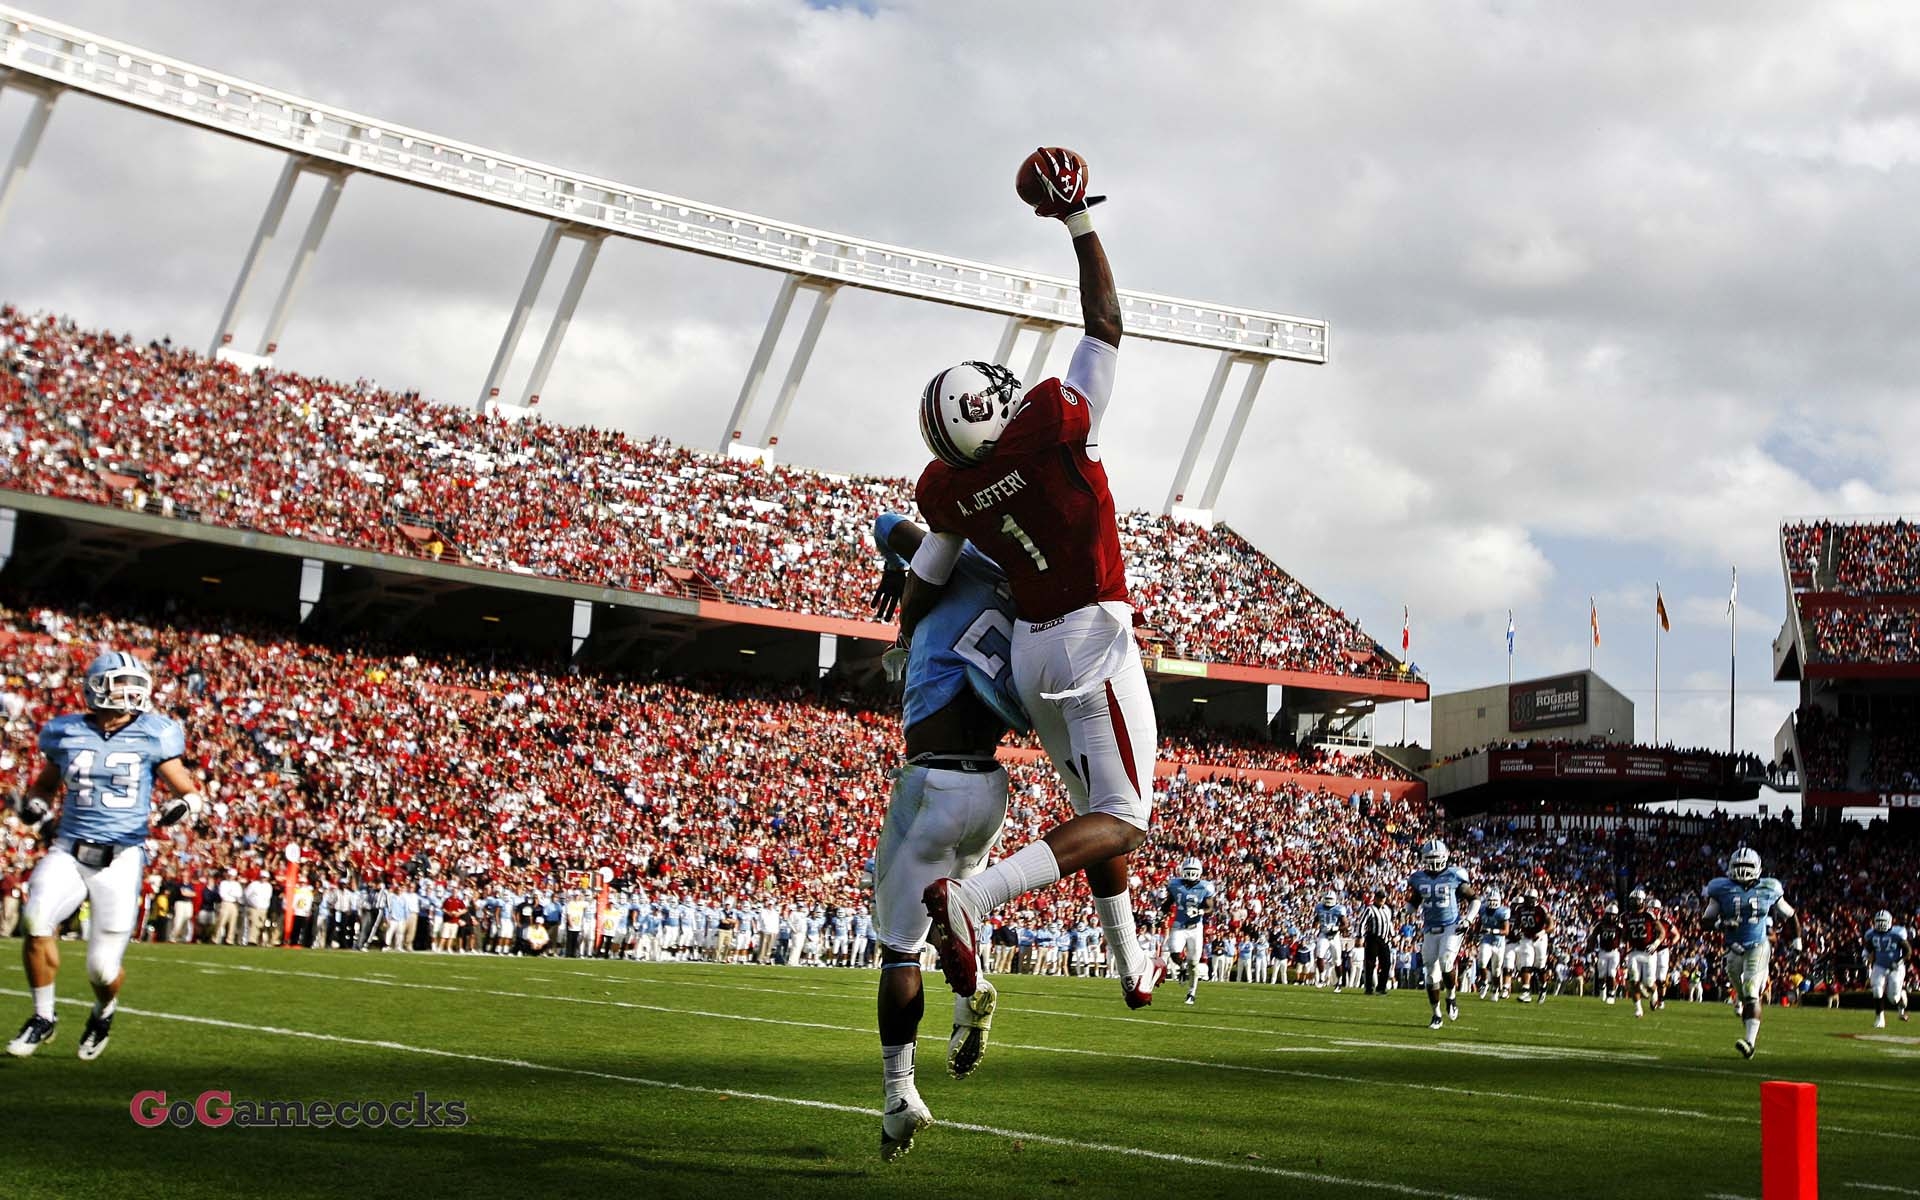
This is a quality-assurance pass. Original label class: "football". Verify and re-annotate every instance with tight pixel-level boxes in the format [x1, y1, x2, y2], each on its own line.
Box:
[1016, 146, 1088, 212]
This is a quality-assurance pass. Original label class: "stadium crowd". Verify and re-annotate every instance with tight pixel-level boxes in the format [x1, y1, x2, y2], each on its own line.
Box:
[0, 594, 1908, 1005]
[0, 306, 1403, 679]
[1784, 519, 1920, 595]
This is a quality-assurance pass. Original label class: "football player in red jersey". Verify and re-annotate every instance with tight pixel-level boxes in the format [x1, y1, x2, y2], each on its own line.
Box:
[902, 149, 1164, 1011]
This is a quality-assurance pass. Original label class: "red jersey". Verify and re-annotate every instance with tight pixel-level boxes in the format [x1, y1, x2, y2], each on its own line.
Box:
[916, 377, 1127, 623]
[1623, 909, 1664, 951]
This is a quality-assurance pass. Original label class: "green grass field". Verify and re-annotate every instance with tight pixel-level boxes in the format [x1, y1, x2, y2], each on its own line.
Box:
[0, 942, 1913, 1199]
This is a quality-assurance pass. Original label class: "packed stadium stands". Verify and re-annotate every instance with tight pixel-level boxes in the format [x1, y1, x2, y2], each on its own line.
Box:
[0, 306, 1401, 679]
[1784, 518, 1920, 596]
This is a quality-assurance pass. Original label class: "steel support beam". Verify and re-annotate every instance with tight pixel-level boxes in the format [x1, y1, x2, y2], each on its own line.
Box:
[1198, 359, 1269, 511]
[720, 273, 800, 452]
[0, 83, 54, 236]
[477, 220, 564, 411]
[1164, 351, 1235, 513]
[990, 315, 1022, 368]
[211, 156, 300, 357]
[757, 283, 837, 450]
[1022, 325, 1059, 387]
[256, 169, 346, 356]
[521, 233, 603, 407]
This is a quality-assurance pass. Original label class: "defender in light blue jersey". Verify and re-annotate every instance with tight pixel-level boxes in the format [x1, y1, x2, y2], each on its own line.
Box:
[1475, 887, 1512, 1001]
[1312, 891, 1350, 991]
[1164, 858, 1216, 1006]
[869, 513, 1030, 1161]
[8, 651, 206, 1062]
[1864, 910, 1910, 1028]
[1407, 839, 1480, 1029]
[1701, 846, 1802, 1059]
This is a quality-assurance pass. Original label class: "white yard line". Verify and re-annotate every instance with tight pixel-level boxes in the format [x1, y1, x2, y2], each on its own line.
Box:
[1844, 1184, 1920, 1197]
[0, 988, 1487, 1200]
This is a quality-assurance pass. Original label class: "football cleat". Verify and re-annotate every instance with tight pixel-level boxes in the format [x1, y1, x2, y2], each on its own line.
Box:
[1446, 998, 1460, 1022]
[76, 1011, 113, 1061]
[1121, 956, 1168, 1010]
[6, 1014, 57, 1057]
[948, 979, 997, 1080]
[1735, 1038, 1756, 1060]
[1874, 1013, 1886, 1029]
[921, 878, 984, 998]
[1516, 993, 1532, 1004]
[1183, 993, 1196, 1006]
[1428, 1013, 1444, 1030]
[880, 1090, 933, 1162]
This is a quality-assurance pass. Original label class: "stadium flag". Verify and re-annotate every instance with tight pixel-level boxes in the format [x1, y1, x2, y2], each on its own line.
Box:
[1656, 585, 1670, 632]
[1506, 610, 1515, 682]
[1402, 606, 1410, 655]
[1654, 583, 1668, 745]
[1589, 596, 1600, 668]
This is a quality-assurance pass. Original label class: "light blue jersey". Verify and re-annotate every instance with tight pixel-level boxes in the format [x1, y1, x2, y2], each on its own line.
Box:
[1866, 926, 1910, 968]
[1315, 902, 1347, 936]
[1479, 904, 1511, 944]
[1703, 876, 1790, 950]
[877, 514, 1029, 735]
[1409, 866, 1472, 933]
[1167, 877, 1215, 929]
[40, 710, 186, 847]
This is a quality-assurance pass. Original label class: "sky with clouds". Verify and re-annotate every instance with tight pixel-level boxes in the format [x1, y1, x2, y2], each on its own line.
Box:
[5, 0, 1918, 764]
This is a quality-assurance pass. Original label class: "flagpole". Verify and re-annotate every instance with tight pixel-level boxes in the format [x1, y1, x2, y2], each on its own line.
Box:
[1653, 585, 1661, 746]
[1729, 566, 1738, 754]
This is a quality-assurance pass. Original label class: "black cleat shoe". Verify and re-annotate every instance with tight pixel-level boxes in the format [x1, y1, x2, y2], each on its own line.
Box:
[6, 1014, 57, 1057]
[77, 1011, 113, 1061]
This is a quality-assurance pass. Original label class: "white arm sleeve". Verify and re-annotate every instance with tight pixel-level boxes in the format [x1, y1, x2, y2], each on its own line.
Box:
[1063, 335, 1118, 451]
[1772, 898, 1795, 921]
[910, 532, 963, 586]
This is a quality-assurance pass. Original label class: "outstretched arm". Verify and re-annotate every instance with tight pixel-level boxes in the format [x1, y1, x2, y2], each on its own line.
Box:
[1071, 230, 1122, 349]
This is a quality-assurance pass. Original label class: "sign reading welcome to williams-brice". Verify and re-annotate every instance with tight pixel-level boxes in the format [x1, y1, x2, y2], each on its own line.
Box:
[1508, 673, 1588, 732]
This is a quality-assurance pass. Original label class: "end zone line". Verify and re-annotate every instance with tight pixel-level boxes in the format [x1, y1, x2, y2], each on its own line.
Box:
[0, 989, 1485, 1200]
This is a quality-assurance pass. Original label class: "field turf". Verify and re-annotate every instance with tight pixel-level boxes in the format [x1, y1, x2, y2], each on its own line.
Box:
[0, 942, 1913, 1198]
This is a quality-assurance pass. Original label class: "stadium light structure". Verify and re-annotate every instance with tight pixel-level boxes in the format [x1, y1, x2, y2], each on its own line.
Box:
[0, 7, 1327, 514]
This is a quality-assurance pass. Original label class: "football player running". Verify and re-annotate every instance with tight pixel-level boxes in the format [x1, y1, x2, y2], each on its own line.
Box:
[1164, 858, 1215, 1006]
[1312, 890, 1350, 992]
[1863, 909, 1909, 1029]
[1475, 886, 1511, 1001]
[1650, 897, 1674, 1011]
[1510, 887, 1554, 1004]
[7, 652, 205, 1060]
[1621, 888, 1665, 1019]
[868, 514, 1029, 1162]
[1587, 901, 1624, 1006]
[905, 150, 1165, 1011]
[1408, 839, 1478, 1029]
[1702, 847, 1803, 1059]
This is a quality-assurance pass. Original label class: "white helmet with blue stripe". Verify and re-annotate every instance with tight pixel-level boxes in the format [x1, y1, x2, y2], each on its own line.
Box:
[1420, 838, 1448, 872]
[1874, 909, 1893, 933]
[84, 649, 153, 714]
[1179, 858, 1203, 883]
[1728, 847, 1762, 886]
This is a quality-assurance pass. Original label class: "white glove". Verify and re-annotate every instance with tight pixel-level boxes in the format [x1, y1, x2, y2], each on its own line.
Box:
[158, 792, 205, 828]
[882, 640, 910, 684]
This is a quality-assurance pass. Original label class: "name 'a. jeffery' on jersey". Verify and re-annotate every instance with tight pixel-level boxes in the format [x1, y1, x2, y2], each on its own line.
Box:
[40, 710, 186, 847]
[917, 368, 1128, 624]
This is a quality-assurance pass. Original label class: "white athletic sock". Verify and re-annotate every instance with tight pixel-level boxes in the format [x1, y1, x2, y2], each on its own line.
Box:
[31, 985, 54, 1021]
[958, 842, 1060, 913]
[93, 996, 117, 1019]
[1743, 1017, 1760, 1045]
[882, 1042, 916, 1099]
[1093, 891, 1145, 979]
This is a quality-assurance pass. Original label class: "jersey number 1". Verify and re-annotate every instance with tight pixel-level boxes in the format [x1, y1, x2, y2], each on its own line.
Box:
[1000, 515, 1049, 571]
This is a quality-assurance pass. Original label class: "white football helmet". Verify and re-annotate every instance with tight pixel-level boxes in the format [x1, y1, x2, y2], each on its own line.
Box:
[84, 650, 153, 713]
[1320, 889, 1338, 908]
[1179, 858, 1203, 883]
[1419, 839, 1448, 872]
[1729, 847, 1762, 886]
[1628, 887, 1648, 910]
[1874, 910, 1894, 933]
[1524, 887, 1541, 902]
[919, 361, 1023, 467]
[1649, 898, 1663, 913]
[1604, 902, 1619, 916]
[1485, 886, 1503, 906]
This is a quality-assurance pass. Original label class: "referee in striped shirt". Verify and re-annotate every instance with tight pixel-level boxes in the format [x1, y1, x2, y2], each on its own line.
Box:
[1359, 891, 1394, 995]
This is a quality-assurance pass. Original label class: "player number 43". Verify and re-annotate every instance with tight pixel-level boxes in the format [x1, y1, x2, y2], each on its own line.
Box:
[66, 748, 144, 809]
[1000, 515, 1049, 571]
